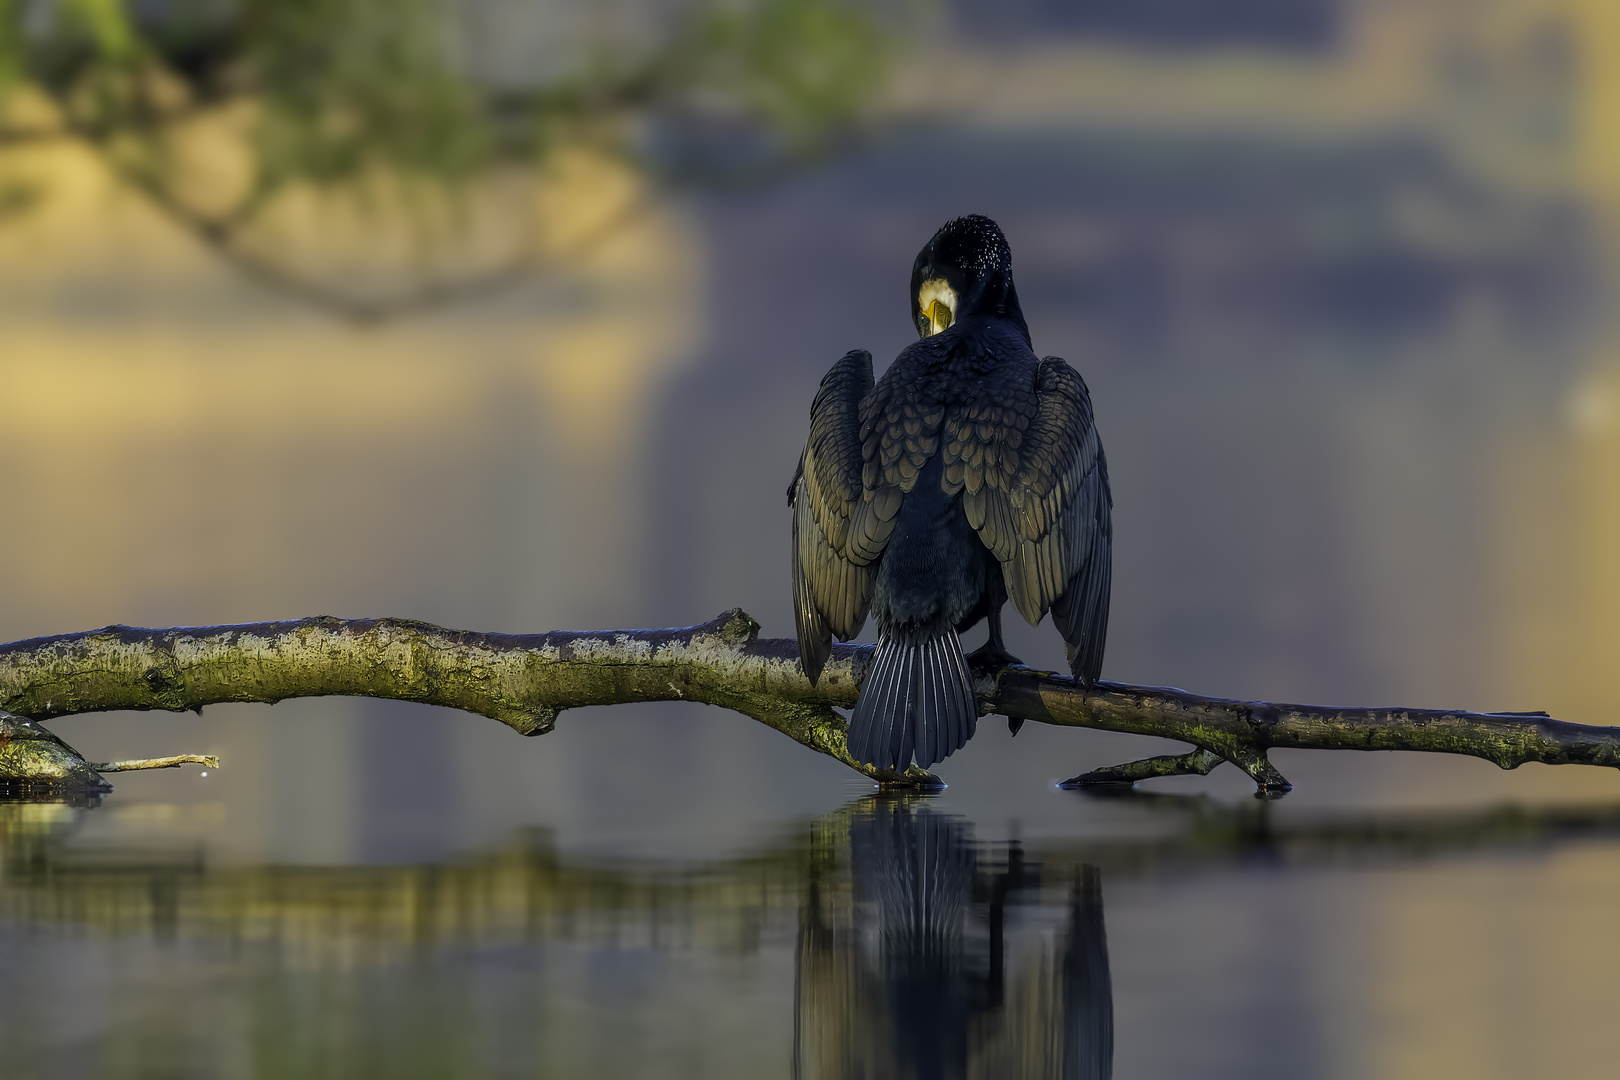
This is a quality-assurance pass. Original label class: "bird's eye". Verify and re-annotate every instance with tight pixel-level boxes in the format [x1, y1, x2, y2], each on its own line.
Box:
[917, 313, 928, 332]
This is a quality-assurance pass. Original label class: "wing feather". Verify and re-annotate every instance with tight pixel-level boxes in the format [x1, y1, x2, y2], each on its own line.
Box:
[791, 350, 878, 684]
[950, 355, 1113, 686]
[1010, 357, 1112, 684]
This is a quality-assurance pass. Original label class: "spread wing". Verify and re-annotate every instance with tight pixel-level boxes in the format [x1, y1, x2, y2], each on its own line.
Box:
[790, 349, 877, 684]
[1011, 357, 1112, 684]
[943, 356, 1112, 685]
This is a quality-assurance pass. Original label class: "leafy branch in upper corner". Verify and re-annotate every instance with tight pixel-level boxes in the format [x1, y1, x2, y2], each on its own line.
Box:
[0, 0, 893, 318]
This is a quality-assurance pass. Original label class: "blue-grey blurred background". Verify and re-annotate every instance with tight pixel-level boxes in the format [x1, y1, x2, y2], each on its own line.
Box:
[3, 1, 1620, 1076]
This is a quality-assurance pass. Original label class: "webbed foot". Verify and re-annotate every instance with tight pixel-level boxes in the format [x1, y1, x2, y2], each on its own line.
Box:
[964, 642, 1023, 678]
[963, 642, 1027, 735]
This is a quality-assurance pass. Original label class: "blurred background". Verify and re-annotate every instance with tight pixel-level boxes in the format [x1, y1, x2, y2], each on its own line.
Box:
[3, 1, 1620, 1077]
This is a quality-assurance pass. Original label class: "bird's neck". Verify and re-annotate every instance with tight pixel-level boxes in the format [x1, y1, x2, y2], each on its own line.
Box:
[964, 276, 1031, 349]
[956, 307, 1031, 351]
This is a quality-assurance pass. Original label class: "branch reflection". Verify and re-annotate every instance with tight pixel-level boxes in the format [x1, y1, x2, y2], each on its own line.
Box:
[2, 793, 1619, 951]
[3, 791, 1620, 1077]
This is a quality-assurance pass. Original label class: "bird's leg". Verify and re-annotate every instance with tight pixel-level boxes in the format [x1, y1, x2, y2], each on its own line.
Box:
[966, 567, 1022, 675]
[966, 600, 1033, 735]
[966, 604, 1023, 674]
[959, 568, 1029, 734]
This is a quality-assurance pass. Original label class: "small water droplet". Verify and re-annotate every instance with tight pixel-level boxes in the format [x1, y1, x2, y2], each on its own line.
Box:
[199, 771, 209, 778]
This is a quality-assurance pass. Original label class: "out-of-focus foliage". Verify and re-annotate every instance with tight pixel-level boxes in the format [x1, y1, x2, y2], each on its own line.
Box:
[0, 0, 890, 313]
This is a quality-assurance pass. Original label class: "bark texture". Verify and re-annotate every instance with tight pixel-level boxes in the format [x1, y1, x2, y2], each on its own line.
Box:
[0, 610, 1613, 794]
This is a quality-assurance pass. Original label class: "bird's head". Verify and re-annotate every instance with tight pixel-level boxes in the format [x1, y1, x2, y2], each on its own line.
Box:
[909, 214, 1029, 345]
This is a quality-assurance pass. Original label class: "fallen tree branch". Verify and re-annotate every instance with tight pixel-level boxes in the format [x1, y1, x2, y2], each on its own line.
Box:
[0, 609, 1612, 795]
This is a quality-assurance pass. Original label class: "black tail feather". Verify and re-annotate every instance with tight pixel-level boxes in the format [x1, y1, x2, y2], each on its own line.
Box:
[848, 630, 978, 771]
[898, 643, 917, 768]
[923, 641, 941, 767]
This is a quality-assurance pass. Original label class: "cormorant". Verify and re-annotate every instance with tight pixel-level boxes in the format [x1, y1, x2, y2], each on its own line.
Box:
[789, 215, 1112, 771]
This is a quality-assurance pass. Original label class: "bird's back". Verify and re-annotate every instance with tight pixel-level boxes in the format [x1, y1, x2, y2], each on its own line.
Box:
[792, 214, 1111, 773]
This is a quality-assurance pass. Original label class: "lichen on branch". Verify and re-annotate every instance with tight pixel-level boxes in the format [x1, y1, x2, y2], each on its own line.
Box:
[0, 610, 1614, 795]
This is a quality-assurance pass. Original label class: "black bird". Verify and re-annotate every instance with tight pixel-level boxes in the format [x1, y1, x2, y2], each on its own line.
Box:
[789, 215, 1112, 772]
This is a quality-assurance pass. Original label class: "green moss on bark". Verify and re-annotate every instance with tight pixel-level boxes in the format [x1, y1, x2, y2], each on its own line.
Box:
[0, 610, 1611, 794]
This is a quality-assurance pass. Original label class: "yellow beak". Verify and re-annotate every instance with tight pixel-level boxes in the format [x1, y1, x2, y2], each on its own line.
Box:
[923, 298, 953, 337]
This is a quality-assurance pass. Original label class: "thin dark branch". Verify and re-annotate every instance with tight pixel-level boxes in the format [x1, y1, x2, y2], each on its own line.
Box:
[0, 124, 76, 146]
[143, 186, 655, 324]
[51, 113, 652, 324]
[0, 88, 253, 146]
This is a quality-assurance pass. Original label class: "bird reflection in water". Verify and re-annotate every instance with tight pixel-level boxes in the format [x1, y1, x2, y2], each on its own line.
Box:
[7, 789, 1620, 1076]
[794, 797, 1112, 1080]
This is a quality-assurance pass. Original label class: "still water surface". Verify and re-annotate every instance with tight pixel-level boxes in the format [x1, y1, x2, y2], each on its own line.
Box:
[2, 772, 1619, 1079]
